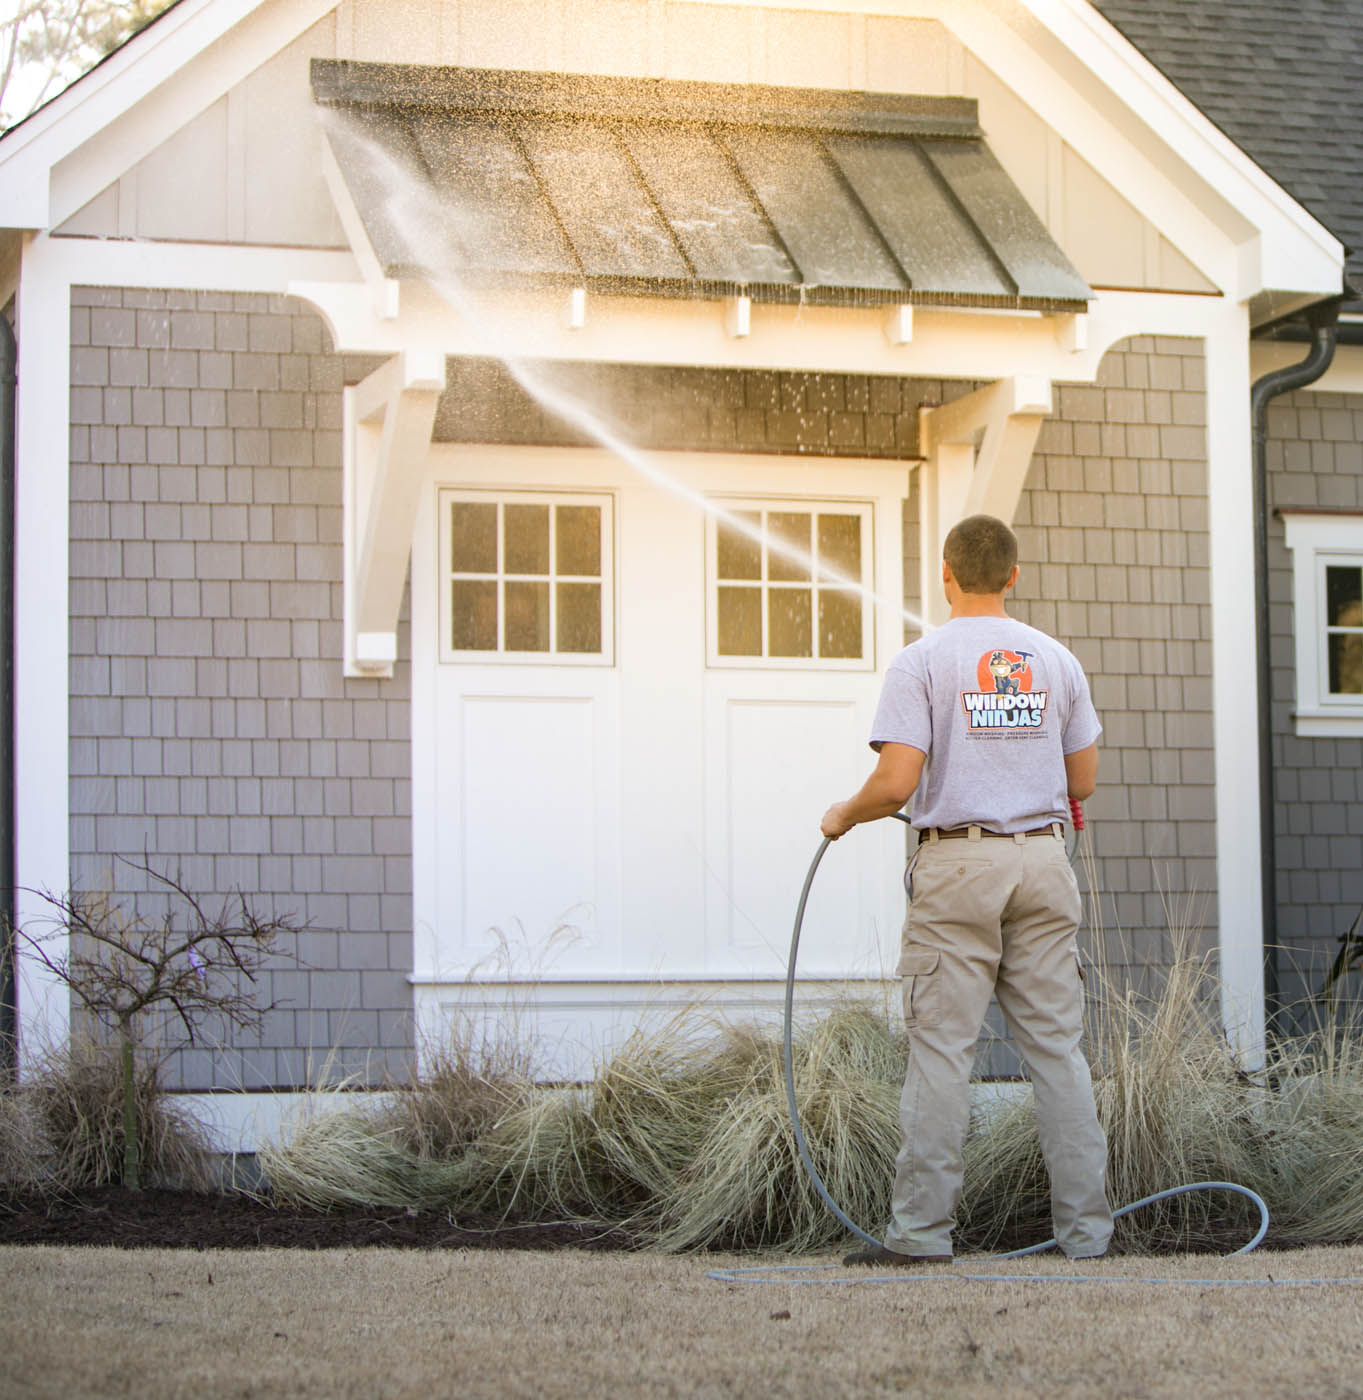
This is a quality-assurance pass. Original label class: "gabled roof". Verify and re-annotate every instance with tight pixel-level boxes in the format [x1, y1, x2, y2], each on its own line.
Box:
[1093, 0, 1363, 295]
[313, 61, 1091, 312]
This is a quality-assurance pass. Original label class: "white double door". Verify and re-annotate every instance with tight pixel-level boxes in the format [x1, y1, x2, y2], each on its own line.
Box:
[411, 445, 912, 994]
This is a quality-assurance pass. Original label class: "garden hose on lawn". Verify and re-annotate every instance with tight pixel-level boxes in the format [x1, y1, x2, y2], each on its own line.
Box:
[781, 805, 1271, 1261]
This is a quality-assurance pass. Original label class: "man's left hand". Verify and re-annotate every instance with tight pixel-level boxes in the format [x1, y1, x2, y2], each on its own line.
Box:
[821, 803, 856, 839]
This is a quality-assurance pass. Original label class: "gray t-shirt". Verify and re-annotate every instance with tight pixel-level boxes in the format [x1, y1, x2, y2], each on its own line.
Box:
[870, 616, 1101, 833]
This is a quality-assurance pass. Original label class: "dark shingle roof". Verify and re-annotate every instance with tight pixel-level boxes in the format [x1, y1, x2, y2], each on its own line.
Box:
[1092, 1, 1363, 294]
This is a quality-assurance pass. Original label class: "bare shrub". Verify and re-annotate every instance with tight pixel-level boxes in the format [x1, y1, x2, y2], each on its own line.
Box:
[9, 1037, 214, 1191]
[16, 857, 302, 1188]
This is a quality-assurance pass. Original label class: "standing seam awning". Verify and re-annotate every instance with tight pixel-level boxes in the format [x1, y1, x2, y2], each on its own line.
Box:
[312, 60, 1090, 312]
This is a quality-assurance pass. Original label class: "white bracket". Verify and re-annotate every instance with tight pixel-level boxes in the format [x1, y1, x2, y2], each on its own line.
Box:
[563, 286, 587, 330]
[884, 305, 914, 345]
[724, 294, 751, 338]
[917, 375, 1053, 627]
[343, 350, 447, 677]
[321, 129, 400, 322]
[1059, 312, 1088, 353]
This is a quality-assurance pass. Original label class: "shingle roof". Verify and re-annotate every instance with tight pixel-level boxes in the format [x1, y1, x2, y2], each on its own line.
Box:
[1093, 0, 1363, 295]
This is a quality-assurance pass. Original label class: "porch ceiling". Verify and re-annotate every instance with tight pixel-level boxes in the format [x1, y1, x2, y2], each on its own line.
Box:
[311, 60, 1090, 314]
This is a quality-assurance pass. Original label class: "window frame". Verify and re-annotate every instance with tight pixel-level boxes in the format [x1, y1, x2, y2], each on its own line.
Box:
[437, 487, 616, 666]
[1282, 511, 1363, 736]
[703, 496, 876, 672]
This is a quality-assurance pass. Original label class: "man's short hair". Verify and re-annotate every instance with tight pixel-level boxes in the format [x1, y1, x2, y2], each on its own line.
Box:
[943, 514, 1018, 593]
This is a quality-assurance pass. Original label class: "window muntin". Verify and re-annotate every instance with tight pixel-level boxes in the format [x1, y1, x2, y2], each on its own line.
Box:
[707, 500, 874, 669]
[440, 490, 613, 664]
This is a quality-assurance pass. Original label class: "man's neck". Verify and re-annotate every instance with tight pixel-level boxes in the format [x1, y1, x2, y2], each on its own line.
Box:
[949, 592, 1011, 620]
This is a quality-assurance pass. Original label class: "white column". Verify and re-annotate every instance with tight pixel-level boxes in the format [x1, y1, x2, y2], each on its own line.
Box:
[1204, 300, 1264, 1066]
[14, 234, 71, 1071]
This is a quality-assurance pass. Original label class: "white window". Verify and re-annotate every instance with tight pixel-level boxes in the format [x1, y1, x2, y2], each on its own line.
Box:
[1282, 511, 1363, 735]
[438, 489, 614, 664]
[705, 499, 875, 670]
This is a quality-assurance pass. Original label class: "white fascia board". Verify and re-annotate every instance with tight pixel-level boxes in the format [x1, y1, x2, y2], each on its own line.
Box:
[0, 0, 336, 231]
[291, 276, 1225, 385]
[1014, 0, 1342, 300]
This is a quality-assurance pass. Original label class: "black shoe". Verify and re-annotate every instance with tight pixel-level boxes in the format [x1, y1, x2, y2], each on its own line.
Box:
[842, 1245, 953, 1267]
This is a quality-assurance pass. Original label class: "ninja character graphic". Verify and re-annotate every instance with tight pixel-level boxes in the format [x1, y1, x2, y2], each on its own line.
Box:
[987, 649, 1030, 695]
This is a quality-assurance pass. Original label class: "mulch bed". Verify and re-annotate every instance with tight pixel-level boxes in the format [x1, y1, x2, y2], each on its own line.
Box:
[0, 1187, 640, 1252]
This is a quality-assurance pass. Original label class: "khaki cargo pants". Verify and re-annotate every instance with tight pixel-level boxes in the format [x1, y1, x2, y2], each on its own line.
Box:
[885, 826, 1112, 1259]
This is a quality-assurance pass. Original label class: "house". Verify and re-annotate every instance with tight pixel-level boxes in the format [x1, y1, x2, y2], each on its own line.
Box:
[0, 0, 1355, 1142]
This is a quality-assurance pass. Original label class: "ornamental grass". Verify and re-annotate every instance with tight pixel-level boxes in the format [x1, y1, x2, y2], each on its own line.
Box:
[262, 957, 1363, 1254]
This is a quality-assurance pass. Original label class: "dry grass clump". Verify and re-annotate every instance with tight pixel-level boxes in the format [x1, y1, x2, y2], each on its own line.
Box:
[2, 1038, 215, 1191]
[463, 1004, 903, 1251]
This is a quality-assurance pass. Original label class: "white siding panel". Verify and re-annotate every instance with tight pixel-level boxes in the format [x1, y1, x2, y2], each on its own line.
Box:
[458, 0, 562, 71]
[560, 0, 652, 76]
[662, 3, 753, 83]
[352, 0, 450, 64]
[863, 16, 957, 97]
[133, 96, 230, 242]
[761, 8, 851, 90]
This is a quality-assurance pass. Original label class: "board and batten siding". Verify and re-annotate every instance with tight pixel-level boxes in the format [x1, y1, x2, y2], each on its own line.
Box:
[66, 292, 1213, 1086]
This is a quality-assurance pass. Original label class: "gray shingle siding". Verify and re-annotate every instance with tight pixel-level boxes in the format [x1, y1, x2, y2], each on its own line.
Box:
[69, 287, 412, 1090]
[1266, 387, 1363, 1014]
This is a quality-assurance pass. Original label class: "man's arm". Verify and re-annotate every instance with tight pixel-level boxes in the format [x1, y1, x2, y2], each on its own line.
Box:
[1064, 743, 1099, 801]
[821, 742, 926, 839]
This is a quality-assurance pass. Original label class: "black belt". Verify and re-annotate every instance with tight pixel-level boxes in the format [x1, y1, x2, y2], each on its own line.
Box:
[918, 823, 1062, 844]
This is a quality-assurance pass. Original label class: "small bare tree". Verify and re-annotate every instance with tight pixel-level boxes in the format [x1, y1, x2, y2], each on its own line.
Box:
[17, 856, 304, 1188]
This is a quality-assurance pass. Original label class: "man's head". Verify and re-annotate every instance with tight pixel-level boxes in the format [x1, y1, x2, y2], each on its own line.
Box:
[942, 514, 1018, 595]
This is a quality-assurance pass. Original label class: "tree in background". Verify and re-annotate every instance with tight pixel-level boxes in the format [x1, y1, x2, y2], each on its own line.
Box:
[1, 0, 172, 129]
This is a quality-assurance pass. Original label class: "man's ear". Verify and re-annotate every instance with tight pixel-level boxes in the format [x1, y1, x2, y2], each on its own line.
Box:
[1004, 564, 1020, 592]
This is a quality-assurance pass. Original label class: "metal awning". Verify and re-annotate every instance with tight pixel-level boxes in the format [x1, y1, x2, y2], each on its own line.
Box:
[312, 61, 1090, 312]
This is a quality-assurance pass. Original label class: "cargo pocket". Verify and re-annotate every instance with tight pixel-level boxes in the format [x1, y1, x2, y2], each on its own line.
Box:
[898, 948, 942, 1029]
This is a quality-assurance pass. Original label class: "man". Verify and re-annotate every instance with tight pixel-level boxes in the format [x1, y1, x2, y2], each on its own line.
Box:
[821, 514, 1112, 1265]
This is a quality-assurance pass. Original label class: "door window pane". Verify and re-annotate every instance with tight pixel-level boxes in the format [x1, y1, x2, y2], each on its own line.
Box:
[451, 579, 498, 650]
[717, 587, 762, 655]
[767, 512, 811, 582]
[504, 579, 550, 651]
[769, 588, 812, 656]
[556, 505, 601, 576]
[557, 582, 602, 653]
[818, 513, 862, 580]
[504, 503, 550, 575]
[819, 588, 862, 659]
[717, 512, 762, 581]
[451, 501, 497, 574]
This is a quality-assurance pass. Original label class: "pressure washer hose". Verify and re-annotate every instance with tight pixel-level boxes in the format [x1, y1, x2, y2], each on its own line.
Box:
[781, 811, 1270, 1259]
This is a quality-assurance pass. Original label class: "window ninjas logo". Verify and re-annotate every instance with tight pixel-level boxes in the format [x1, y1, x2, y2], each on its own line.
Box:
[962, 649, 1048, 732]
